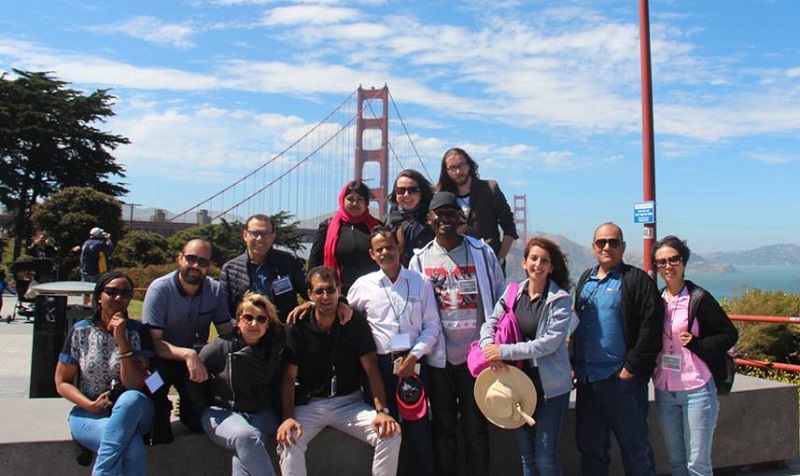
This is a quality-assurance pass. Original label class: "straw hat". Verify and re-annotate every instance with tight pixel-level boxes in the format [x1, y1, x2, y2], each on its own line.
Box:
[474, 366, 537, 429]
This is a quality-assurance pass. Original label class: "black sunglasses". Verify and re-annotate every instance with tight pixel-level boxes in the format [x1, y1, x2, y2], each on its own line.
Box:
[183, 254, 211, 267]
[104, 287, 133, 299]
[310, 286, 338, 296]
[655, 255, 683, 268]
[594, 238, 622, 249]
[240, 313, 269, 324]
[395, 186, 420, 195]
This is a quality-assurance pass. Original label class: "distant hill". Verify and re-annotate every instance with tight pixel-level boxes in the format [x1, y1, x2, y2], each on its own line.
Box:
[702, 244, 800, 267]
[504, 234, 798, 284]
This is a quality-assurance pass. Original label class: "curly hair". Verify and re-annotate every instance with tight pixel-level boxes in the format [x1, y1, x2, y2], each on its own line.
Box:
[523, 237, 572, 290]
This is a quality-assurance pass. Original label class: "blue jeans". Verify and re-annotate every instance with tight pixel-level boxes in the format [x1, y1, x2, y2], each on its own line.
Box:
[424, 362, 489, 476]
[515, 391, 569, 476]
[365, 355, 435, 476]
[202, 406, 279, 476]
[655, 380, 719, 476]
[69, 390, 154, 476]
[576, 375, 655, 476]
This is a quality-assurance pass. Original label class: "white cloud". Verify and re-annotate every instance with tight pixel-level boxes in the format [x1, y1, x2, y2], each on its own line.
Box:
[262, 5, 360, 26]
[85, 16, 197, 48]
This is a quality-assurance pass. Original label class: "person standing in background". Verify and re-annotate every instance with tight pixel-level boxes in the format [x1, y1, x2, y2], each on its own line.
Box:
[436, 148, 518, 269]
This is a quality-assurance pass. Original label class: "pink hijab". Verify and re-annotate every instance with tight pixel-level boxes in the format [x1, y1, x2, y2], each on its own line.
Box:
[323, 181, 381, 274]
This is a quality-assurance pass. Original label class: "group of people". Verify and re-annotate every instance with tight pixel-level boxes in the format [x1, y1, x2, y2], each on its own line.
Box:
[52, 147, 737, 476]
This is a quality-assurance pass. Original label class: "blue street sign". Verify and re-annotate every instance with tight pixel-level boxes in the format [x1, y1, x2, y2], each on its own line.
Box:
[634, 201, 655, 224]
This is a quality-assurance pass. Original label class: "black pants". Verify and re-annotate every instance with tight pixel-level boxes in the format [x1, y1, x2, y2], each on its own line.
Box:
[423, 362, 489, 476]
[150, 358, 203, 443]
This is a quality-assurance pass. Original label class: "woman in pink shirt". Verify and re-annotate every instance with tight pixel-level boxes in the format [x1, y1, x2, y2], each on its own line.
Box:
[652, 236, 738, 476]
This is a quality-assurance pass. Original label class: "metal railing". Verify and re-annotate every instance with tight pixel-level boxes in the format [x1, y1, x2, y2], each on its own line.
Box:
[729, 314, 800, 373]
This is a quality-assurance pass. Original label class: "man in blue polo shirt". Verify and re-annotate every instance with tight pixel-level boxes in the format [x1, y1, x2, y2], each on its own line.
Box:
[573, 222, 663, 476]
[143, 237, 233, 443]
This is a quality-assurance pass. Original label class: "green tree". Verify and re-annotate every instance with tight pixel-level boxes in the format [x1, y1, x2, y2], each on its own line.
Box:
[271, 211, 304, 253]
[115, 230, 170, 268]
[166, 212, 304, 267]
[31, 187, 124, 279]
[0, 69, 129, 259]
[722, 289, 800, 364]
[167, 220, 245, 267]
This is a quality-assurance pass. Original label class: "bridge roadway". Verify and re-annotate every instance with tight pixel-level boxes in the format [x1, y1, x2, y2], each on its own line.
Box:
[1, 294, 798, 475]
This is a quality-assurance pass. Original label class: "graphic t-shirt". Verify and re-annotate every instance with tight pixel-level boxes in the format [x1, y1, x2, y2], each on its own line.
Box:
[419, 241, 482, 364]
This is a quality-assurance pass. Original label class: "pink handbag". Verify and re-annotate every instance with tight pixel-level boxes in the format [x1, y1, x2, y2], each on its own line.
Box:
[467, 282, 523, 377]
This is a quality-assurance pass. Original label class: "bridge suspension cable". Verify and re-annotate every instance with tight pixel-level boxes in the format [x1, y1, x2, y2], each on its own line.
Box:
[168, 89, 359, 223]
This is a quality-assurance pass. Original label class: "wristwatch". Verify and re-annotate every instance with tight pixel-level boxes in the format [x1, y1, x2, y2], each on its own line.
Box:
[377, 407, 390, 415]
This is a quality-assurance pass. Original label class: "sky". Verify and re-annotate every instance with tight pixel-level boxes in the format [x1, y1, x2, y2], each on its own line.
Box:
[2, 0, 799, 254]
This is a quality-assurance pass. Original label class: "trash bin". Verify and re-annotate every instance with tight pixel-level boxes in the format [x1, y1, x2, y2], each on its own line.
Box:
[29, 294, 68, 398]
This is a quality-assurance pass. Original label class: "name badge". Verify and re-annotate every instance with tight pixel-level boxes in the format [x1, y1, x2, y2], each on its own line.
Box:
[458, 277, 478, 294]
[272, 276, 293, 296]
[661, 354, 682, 372]
[391, 333, 411, 352]
[145, 370, 164, 393]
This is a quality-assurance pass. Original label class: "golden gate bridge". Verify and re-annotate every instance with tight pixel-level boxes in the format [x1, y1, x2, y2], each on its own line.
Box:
[147, 85, 528, 242]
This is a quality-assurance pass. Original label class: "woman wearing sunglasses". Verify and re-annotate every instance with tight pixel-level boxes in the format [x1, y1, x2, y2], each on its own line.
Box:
[55, 271, 154, 476]
[188, 292, 284, 476]
[383, 169, 436, 267]
[652, 236, 738, 476]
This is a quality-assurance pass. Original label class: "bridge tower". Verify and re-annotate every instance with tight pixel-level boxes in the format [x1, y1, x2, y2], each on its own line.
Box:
[513, 194, 528, 246]
[354, 85, 390, 216]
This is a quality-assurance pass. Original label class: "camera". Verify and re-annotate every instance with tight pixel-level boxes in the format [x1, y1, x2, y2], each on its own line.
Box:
[107, 379, 125, 404]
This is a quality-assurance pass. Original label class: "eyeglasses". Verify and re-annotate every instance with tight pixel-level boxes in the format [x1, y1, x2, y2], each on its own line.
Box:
[594, 238, 622, 249]
[655, 255, 683, 268]
[446, 162, 468, 172]
[104, 287, 133, 299]
[311, 286, 338, 296]
[183, 254, 211, 268]
[246, 229, 275, 239]
[395, 186, 420, 196]
[240, 313, 269, 324]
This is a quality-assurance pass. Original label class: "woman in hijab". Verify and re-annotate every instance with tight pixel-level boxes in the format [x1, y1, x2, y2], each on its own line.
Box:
[309, 180, 381, 295]
[55, 271, 154, 476]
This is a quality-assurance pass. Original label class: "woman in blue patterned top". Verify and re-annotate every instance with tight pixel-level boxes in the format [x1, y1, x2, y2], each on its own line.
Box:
[55, 271, 155, 476]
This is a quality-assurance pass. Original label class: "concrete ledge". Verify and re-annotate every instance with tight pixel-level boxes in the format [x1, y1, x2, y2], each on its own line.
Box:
[0, 375, 796, 475]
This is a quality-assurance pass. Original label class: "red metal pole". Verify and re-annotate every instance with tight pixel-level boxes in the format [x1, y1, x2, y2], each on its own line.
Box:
[734, 358, 800, 374]
[729, 314, 800, 324]
[639, 0, 657, 277]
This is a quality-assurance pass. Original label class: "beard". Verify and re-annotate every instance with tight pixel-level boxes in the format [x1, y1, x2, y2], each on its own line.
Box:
[180, 267, 204, 285]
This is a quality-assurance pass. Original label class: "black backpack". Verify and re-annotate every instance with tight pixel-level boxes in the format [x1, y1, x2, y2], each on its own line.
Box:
[687, 286, 736, 396]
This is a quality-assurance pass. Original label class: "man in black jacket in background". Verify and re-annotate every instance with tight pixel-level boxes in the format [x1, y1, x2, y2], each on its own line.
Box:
[221, 214, 306, 321]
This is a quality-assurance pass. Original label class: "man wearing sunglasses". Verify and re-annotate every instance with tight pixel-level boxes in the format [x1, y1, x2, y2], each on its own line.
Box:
[143, 237, 234, 444]
[221, 214, 307, 321]
[277, 266, 401, 475]
[572, 222, 664, 476]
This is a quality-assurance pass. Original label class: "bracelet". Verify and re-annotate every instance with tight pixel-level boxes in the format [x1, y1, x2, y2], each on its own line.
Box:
[118, 351, 134, 359]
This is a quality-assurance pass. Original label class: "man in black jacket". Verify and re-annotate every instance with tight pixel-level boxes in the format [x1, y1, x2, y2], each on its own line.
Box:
[221, 214, 306, 321]
[436, 148, 518, 266]
[572, 222, 663, 476]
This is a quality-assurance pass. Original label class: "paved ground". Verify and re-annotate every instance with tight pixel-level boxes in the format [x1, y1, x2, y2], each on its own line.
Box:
[1, 293, 799, 474]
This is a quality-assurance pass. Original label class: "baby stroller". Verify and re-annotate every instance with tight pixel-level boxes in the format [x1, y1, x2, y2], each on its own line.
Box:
[8, 259, 37, 322]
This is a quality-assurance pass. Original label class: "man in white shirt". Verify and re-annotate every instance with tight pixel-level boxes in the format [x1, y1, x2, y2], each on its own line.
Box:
[347, 226, 441, 476]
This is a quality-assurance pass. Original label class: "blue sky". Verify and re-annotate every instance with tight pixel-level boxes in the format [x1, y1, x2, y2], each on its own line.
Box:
[2, 0, 798, 254]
